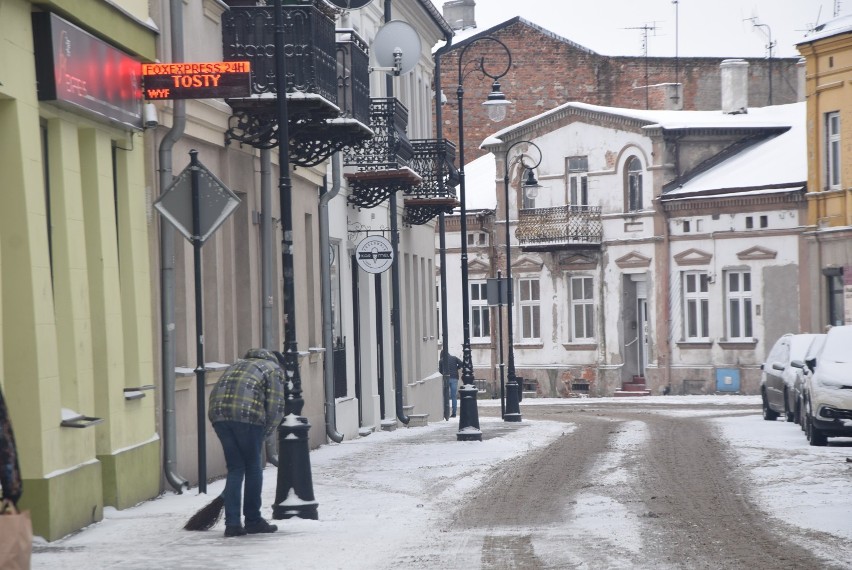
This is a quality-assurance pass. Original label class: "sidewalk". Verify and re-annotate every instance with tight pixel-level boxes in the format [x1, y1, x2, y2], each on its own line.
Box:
[31, 409, 567, 570]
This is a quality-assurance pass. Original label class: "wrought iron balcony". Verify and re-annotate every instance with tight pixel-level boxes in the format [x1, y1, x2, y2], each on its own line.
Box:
[222, 2, 371, 163]
[403, 139, 460, 225]
[344, 98, 421, 209]
[516, 205, 603, 250]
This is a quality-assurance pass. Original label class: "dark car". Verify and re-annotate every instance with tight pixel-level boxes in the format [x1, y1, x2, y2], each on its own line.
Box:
[760, 333, 821, 422]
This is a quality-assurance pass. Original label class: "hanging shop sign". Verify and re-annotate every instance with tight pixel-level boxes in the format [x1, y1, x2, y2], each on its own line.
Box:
[141, 61, 251, 100]
[32, 12, 143, 130]
[355, 235, 394, 274]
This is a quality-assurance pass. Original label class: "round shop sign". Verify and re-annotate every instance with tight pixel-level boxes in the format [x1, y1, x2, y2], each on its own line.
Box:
[356, 235, 394, 274]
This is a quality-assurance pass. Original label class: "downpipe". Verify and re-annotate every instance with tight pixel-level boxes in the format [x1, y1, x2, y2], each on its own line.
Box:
[320, 154, 345, 443]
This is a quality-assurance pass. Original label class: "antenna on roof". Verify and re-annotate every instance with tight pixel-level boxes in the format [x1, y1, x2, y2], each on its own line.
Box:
[624, 22, 659, 109]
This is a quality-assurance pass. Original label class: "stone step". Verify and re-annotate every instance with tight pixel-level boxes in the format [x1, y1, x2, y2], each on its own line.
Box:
[407, 413, 429, 427]
[621, 383, 649, 391]
[380, 419, 398, 432]
[613, 389, 652, 397]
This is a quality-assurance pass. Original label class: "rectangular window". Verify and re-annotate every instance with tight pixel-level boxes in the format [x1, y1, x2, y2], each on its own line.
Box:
[826, 111, 841, 189]
[683, 220, 691, 233]
[726, 270, 752, 339]
[570, 276, 595, 341]
[827, 271, 845, 327]
[519, 278, 541, 341]
[470, 281, 490, 341]
[683, 271, 710, 340]
[759, 215, 768, 228]
[745, 216, 753, 229]
[568, 156, 589, 208]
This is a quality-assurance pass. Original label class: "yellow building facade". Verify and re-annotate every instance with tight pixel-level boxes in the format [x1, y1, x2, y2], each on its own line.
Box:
[797, 17, 852, 330]
[0, 0, 160, 540]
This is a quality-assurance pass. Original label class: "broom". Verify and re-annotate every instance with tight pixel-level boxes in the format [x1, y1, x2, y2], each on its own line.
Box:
[183, 494, 224, 531]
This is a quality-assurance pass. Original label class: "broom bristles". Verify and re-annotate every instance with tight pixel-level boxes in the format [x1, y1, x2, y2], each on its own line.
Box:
[184, 494, 224, 531]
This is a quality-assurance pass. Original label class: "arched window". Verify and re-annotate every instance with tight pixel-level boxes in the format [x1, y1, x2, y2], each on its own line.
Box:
[625, 156, 643, 212]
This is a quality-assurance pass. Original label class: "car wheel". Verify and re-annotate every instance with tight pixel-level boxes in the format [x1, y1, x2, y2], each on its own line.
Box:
[783, 390, 794, 422]
[808, 418, 828, 447]
[762, 391, 779, 421]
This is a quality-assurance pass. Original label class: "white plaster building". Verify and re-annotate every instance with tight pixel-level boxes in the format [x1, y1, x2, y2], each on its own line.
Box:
[441, 61, 810, 397]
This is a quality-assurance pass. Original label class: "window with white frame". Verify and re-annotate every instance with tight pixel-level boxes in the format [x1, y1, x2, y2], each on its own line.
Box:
[682, 271, 710, 340]
[568, 156, 589, 209]
[469, 281, 490, 341]
[626, 156, 643, 212]
[518, 278, 541, 341]
[726, 270, 752, 339]
[570, 275, 595, 341]
[826, 111, 841, 190]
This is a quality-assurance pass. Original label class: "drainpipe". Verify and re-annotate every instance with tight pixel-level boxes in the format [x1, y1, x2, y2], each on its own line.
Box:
[434, 27, 454, 420]
[385, 0, 409, 426]
[260, 148, 278, 465]
[159, 0, 189, 493]
[320, 154, 345, 443]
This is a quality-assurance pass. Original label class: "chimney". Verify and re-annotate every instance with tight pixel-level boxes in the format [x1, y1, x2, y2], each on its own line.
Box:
[442, 0, 476, 31]
[720, 59, 748, 114]
[797, 57, 807, 102]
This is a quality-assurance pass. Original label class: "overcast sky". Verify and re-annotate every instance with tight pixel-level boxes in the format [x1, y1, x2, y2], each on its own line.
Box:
[429, 0, 842, 58]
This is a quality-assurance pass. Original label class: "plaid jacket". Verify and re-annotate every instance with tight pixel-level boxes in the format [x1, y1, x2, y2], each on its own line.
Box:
[208, 349, 288, 437]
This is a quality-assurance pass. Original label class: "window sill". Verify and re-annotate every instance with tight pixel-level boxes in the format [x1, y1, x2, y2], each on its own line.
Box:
[562, 343, 597, 351]
[471, 341, 492, 347]
[515, 342, 544, 349]
[676, 341, 713, 349]
[718, 339, 758, 349]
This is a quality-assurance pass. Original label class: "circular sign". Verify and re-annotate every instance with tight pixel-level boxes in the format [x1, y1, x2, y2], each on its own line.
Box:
[327, 0, 373, 8]
[356, 235, 394, 274]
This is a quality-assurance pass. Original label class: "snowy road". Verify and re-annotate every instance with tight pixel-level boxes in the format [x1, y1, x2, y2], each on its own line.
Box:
[31, 396, 852, 569]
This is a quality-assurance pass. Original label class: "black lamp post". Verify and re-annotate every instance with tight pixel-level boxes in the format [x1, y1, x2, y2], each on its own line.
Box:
[271, 0, 317, 520]
[502, 140, 542, 422]
[455, 37, 512, 441]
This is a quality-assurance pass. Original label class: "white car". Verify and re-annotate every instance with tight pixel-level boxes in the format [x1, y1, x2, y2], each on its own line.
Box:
[760, 333, 821, 422]
[794, 325, 852, 446]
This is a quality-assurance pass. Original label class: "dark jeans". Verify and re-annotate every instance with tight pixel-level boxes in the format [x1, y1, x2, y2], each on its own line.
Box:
[449, 377, 459, 415]
[213, 421, 266, 528]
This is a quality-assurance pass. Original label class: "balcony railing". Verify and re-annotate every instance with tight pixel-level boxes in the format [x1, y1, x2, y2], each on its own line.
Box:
[516, 205, 603, 249]
[403, 139, 460, 225]
[344, 98, 421, 209]
[222, 3, 337, 104]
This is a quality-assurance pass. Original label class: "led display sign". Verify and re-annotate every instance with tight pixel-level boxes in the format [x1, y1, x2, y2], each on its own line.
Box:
[32, 12, 143, 130]
[141, 62, 251, 100]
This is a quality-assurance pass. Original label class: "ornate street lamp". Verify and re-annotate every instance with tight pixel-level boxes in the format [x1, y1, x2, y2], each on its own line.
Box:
[455, 37, 512, 441]
[502, 140, 542, 422]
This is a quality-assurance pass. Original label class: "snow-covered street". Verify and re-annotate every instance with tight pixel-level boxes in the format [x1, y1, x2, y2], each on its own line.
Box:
[31, 396, 852, 569]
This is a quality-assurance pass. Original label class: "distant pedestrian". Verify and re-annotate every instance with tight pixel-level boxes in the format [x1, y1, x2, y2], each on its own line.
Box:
[208, 348, 287, 537]
[0, 384, 22, 507]
[439, 350, 464, 418]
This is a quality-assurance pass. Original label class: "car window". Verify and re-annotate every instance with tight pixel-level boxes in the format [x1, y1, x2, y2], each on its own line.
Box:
[766, 336, 788, 364]
[820, 326, 852, 364]
[789, 334, 818, 361]
[804, 334, 826, 360]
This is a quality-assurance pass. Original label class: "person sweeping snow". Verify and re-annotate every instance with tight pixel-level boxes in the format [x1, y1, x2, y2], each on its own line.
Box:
[193, 348, 288, 537]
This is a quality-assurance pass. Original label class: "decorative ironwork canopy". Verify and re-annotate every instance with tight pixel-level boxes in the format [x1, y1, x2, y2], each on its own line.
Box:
[403, 139, 460, 225]
[344, 97, 420, 209]
[220, 3, 371, 164]
[516, 205, 603, 250]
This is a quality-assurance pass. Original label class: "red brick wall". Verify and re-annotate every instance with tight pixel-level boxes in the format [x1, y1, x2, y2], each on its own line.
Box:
[437, 20, 801, 163]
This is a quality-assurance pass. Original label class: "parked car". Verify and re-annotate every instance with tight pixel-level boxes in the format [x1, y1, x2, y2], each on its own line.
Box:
[760, 333, 822, 422]
[795, 334, 826, 429]
[793, 325, 852, 446]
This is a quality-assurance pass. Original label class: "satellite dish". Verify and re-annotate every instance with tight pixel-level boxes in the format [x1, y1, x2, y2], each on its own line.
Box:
[327, 0, 373, 9]
[371, 20, 421, 76]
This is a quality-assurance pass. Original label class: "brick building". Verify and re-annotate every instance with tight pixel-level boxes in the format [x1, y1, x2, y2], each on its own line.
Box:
[437, 17, 803, 163]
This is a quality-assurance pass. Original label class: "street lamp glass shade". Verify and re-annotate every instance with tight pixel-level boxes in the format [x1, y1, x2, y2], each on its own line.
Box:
[523, 168, 541, 199]
[482, 80, 511, 122]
